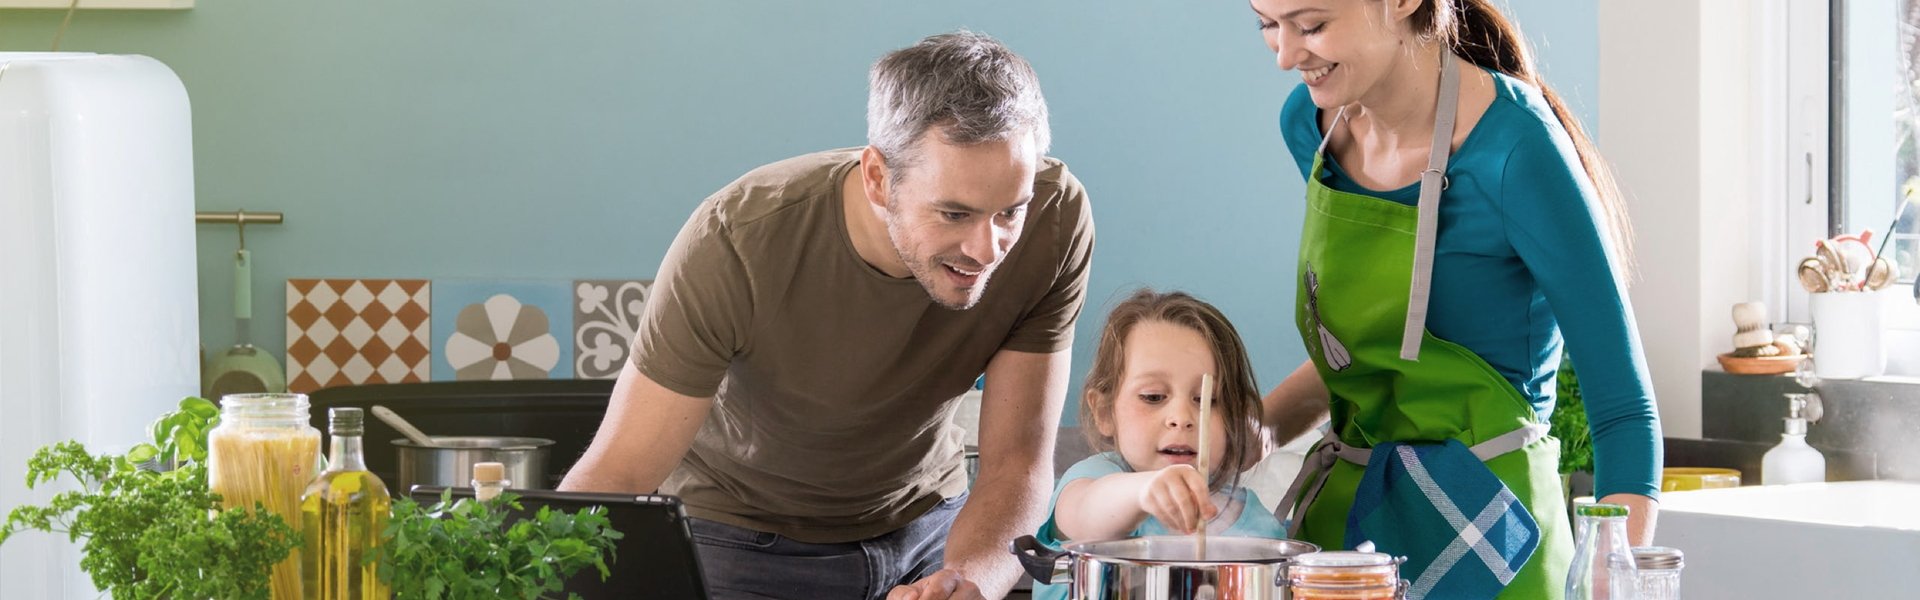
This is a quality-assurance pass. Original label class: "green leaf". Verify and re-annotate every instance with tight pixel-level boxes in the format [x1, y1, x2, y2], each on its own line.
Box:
[124, 444, 158, 465]
[180, 396, 218, 419]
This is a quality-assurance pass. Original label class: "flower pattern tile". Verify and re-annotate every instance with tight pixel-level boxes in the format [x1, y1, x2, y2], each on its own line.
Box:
[432, 280, 573, 380]
[573, 279, 651, 379]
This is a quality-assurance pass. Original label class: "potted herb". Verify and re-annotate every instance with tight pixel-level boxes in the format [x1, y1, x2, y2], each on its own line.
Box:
[1551, 355, 1596, 508]
[379, 490, 622, 599]
[0, 397, 300, 599]
[3, 396, 624, 600]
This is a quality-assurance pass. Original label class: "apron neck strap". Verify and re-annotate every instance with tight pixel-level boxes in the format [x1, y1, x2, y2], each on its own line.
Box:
[1400, 51, 1461, 361]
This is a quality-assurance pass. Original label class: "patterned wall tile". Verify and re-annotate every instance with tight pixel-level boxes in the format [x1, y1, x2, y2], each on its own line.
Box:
[573, 279, 652, 379]
[432, 280, 573, 381]
[286, 279, 431, 393]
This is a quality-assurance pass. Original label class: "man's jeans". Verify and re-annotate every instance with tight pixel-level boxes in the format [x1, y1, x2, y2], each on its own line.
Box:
[691, 494, 968, 600]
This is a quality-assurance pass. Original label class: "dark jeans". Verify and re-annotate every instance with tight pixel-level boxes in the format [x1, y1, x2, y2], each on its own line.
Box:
[691, 494, 968, 600]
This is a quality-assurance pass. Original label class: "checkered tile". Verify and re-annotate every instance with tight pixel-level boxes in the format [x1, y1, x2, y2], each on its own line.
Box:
[286, 279, 431, 393]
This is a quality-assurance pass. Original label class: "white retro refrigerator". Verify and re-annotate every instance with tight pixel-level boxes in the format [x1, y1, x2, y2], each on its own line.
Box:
[0, 53, 201, 599]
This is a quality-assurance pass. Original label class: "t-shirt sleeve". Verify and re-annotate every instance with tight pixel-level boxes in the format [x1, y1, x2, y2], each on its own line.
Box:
[1279, 83, 1322, 182]
[1034, 452, 1129, 549]
[1001, 172, 1095, 354]
[629, 200, 754, 398]
[1498, 129, 1663, 500]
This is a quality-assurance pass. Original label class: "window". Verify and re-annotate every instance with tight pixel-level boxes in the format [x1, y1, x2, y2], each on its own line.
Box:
[1814, 0, 1920, 376]
[1768, 0, 1920, 377]
[1891, 1, 1920, 280]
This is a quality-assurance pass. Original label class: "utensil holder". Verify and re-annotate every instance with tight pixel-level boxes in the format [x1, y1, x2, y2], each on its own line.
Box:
[1809, 290, 1890, 379]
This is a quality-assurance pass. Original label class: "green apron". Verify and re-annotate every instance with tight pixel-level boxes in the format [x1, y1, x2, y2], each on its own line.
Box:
[1278, 53, 1573, 599]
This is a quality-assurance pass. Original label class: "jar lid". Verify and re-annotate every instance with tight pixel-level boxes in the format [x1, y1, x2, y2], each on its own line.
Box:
[1574, 502, 1630, 518]
[1632, 546, 1685, 570]
[1294, 551, 1395, 568]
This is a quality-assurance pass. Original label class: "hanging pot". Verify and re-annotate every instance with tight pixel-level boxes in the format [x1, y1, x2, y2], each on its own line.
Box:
[204, 249, 285, 397]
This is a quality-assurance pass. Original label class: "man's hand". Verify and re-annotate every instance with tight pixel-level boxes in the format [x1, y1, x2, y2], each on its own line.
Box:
[886, 569, 985, 600]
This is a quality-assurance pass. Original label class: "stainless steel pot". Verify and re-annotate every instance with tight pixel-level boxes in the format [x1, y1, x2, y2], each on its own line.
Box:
[393, 436, 553, 492]
[1014, 535, 1320, 600]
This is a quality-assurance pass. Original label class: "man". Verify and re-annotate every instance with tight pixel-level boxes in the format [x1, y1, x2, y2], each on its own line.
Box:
[560, 31, 1094, 600]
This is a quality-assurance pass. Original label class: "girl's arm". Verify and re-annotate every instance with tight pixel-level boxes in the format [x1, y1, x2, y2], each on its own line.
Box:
[1053, 465, 1216, 541]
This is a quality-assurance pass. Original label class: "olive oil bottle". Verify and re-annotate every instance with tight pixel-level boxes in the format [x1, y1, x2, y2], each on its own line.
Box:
[300, 407, 392, 599]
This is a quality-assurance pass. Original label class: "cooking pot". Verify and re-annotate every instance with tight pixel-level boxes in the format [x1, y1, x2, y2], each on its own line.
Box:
[393, 436, 553, 492]
[1014, 534, 1320, 600]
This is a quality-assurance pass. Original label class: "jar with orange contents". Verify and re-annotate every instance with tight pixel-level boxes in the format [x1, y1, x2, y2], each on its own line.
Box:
[1282, 551, 1407, 600]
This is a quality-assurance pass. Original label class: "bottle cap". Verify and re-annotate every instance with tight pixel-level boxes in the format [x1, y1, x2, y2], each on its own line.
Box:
[473, 461, 505, 483]
[328, 407, 365, 435]
[1785, 394, 1808, 435]
[1574, 502, 1630, 518]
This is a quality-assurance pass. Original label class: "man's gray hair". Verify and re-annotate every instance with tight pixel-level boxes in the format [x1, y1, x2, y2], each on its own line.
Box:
[866, 30, 1052, 178]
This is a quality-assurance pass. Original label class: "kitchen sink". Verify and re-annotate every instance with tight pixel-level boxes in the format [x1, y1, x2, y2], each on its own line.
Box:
[1655, 480, 1920, 598]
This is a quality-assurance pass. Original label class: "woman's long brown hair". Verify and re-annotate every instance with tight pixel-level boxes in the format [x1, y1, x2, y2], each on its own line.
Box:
[1081, 289, 1264, 492]
[1414, 0, 1635, 272]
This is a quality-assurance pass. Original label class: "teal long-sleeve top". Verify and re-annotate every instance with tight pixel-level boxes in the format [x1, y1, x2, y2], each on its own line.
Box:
[1279, 70, 1662, 500]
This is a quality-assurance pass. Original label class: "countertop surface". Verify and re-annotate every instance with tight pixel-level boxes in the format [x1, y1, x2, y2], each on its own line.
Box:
[1658, 480, 1920, 531]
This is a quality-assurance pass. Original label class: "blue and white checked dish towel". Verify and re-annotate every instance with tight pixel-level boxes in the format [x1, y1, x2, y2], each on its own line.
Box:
[1346, 439, 1540, 600]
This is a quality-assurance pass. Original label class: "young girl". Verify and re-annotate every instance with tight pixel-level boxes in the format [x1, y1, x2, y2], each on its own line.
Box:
[1031, 289, 1286, 600]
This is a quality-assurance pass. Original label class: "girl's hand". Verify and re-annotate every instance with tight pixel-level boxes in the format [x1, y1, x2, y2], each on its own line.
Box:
[1136, 465, 1216, 534]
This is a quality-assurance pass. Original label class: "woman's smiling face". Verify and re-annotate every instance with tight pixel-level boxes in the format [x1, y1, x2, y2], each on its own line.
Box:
[1253, 0, 1422, 109]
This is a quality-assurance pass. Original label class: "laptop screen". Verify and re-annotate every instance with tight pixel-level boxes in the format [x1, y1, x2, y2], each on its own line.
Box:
[407, 486, 709, 600]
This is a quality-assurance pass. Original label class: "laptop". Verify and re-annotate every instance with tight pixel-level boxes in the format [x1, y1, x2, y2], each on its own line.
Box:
[408, 486, 710, 600]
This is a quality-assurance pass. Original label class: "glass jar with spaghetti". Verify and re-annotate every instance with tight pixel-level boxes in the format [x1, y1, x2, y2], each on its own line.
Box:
[1283, 551, 1407, 600]
[207, 393, 324, 600]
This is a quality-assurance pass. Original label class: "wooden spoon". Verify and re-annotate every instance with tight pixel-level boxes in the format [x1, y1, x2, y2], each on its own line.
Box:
[371, 405, 438, 446]
[1195, 373, 1212, 561]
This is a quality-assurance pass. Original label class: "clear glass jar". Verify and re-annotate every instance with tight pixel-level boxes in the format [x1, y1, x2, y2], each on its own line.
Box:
[1286, 551, 1403, 600]
[207, 393, 323, 600]
[1630, 546, 1685, 600]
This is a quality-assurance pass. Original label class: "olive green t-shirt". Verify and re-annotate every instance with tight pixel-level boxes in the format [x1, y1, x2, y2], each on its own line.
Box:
[636, 148, 1094, 543]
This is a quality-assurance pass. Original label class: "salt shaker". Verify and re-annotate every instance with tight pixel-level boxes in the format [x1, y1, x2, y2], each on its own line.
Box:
[1630, 546, 1685, 600]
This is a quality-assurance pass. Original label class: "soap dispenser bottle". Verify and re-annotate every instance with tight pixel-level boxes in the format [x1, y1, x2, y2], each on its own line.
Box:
[1761, 393, 1826, 485]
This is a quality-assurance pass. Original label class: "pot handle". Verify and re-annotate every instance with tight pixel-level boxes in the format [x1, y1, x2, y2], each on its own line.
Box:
[1009, 535, 1069, 585]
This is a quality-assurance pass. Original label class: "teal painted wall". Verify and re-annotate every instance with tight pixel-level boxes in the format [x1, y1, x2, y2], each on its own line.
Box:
[1, 1, 1595, 423]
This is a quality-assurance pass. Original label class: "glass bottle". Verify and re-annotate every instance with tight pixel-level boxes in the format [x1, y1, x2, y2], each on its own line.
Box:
[208, 393, 323, 600]
[1761, 393, 1826, 485]
[1566, 503, 1638, 600]
[1630, 546, 1685, 600]
[300, 407, 392, 600]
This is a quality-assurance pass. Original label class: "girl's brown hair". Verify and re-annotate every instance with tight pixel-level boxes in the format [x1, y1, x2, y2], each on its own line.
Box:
[1411, 0, 1635, 271]
[1081, 289, 1263, 492]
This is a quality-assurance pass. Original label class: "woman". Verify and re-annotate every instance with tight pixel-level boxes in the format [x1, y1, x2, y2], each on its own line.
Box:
[1252, 0, 1661, 598]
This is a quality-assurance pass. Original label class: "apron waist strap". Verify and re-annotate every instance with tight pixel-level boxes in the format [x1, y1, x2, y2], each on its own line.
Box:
[1275, 423, 1549, 538]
